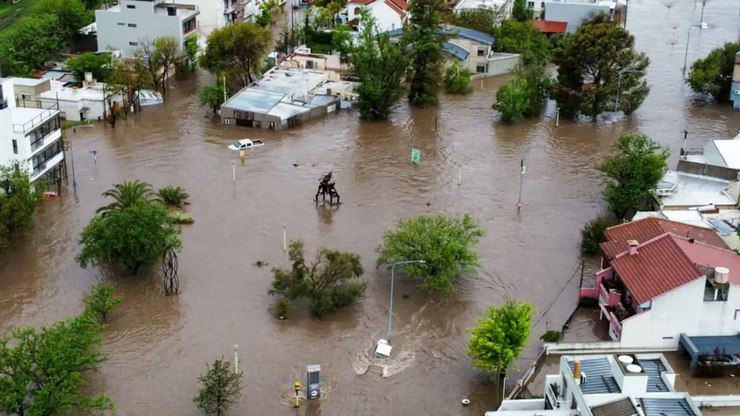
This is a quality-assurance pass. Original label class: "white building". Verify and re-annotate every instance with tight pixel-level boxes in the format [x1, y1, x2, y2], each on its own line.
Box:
[685, 132, 740, 170]
[452, 0, 512, 17]
[95, 0, 200, 58]
[342, 0, 408, 33]
[0, 78, 65, 185]
[39, 83, 109, 122]
[490, 353, 702, 416]
[544, 0, 616, 33]
[580, 217, 740, 350]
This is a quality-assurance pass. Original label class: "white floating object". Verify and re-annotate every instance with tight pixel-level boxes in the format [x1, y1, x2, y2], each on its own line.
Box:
[374, 339, 392, 357]
[461, 398, 470, 406]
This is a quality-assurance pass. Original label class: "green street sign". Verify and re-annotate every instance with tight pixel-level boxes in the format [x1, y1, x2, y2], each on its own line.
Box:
[410, 148, 421, 164]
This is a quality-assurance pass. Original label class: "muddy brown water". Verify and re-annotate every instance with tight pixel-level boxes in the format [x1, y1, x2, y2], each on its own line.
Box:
[2, 2, 740, 415]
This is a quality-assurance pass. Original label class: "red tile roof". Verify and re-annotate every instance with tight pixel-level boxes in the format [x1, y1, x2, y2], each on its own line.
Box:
[531, 20, 568, 34]
[384, 0, 407, 16]
[610, 233, 702, 304]
[601, 217, 729, 259]
[673, 237, 740, 285]
[348, 0, 375, 4]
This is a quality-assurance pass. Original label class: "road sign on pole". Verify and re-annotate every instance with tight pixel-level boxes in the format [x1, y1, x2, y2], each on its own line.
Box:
[410, 148, 421, 164]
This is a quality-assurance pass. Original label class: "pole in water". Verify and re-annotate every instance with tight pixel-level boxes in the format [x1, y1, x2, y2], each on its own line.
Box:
[233, 344, 239, 374]
[232, 161, 236, 182]
[458, 166, 462, 186]
[555, 107, 560, 127]
[517, 159, 526, 210]
[283, 223, 287, 252]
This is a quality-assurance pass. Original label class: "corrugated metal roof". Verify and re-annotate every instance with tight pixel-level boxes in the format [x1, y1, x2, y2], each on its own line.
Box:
[638, 358, 669, 392]
[610, 233, 702, 304]
[442, 42, 469, 61]
[567, 357, 620, 394]
[639, 397, 698, 416]
[601, 217, 729, 259]
[591, 397, 637, 416]
[385, 25, 495, 45]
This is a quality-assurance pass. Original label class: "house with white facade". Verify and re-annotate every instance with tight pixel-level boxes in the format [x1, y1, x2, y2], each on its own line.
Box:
[684, 132, 740, 171]
[543, 0, 616, 33]
[0, 78, 65, 185]
[579, 217, 740, 350]
[342, 0, 408, 33]
[730, 51, 739, 109]
[490, 353, 702, 416]
[95, 0, 200, 58]
[452, 0, 512, 18]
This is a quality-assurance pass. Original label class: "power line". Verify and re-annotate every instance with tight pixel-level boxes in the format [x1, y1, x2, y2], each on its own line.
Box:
[532, 260, 583, 329]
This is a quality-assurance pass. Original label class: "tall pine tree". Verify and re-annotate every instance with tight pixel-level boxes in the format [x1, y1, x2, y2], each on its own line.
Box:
[405, 0, 446, 107]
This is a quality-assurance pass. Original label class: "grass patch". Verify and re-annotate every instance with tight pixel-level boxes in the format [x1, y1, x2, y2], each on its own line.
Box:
[0, 0, 43, 33]
[62, 120, 95, 130]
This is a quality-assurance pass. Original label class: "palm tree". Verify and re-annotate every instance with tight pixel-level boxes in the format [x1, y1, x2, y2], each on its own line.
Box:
[96, 180, 158, 217]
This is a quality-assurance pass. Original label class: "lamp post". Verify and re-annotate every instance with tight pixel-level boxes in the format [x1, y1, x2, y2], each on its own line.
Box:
[682, 25, 701, 77]
[386, 260, 425, 340]
[614, 69, 645, 112]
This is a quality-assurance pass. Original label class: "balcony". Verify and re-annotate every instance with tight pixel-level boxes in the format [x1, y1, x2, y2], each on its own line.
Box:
[12, 101, 59, 134]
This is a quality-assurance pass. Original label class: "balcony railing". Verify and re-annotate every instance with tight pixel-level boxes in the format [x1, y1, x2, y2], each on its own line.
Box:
[12, 101, 59, 134]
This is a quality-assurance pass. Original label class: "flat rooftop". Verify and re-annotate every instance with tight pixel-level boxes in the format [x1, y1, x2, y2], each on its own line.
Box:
[9, 107, 58, 128]
[11, 77, 47, 87]
[40, 85, 106, 102]
[656, 170, 739, 208]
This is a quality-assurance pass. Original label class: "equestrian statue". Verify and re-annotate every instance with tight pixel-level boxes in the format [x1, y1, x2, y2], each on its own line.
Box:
[315, 172, 340, 204]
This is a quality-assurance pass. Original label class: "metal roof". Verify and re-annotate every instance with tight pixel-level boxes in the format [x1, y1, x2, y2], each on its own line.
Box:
[591, 397, 637, 416]
[442, 42, 469, 61]
[638, 358, 669, 392]
[384, 25, 495, 45]
[567, 357, 620, 394]
[638, 398, 699, 416]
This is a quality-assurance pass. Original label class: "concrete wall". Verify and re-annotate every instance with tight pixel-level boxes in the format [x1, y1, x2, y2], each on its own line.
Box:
[619, 279, 740, 349]
[731, 81, 740, 109]
[487, 53, 521, 76]
[13, 80, 51, 102]
[544, 2, 611, 33]
[448, 38, 491, 74]
[703, 141, 725, 167]
[677, 159, 740, 181]
[357, 2, 403, 33]
[96, 0, 194, 57]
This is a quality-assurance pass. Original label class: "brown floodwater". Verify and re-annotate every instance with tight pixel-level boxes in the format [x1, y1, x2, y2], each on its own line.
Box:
[1, 2, 739, 415]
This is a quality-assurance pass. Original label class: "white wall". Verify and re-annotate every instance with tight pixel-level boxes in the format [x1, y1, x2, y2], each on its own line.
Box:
[187, 0, 224, 33]
[356, 2, 403, 33]
[619, 279, 740, 349]
[544, 2, 611, 33]
[96, 0, 194, 57]
[703, 141, 726, 167]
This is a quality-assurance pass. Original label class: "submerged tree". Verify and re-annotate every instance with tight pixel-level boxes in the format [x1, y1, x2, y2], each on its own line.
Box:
[347, 12, 407, 120]
[0, 162, 44, 251]
[493, 19, 551, 66]
[194, 358, 242, 416]
[133, 37, 183, 96]
[405, 0, 446, 107]
[443, 61, 473, 94]
[551, 15, 649, 119]
[200, 22, 272, 87]
[598, 133, 669, 219]
[687, 41, 740, 102]
[376, 213, 484, 293]
[96, 180, 157, 217]
[84, 281, 123, 322]
[511, 0, 533, 21]
[268, 240, 366, 318]
[493, 64, 551, 123]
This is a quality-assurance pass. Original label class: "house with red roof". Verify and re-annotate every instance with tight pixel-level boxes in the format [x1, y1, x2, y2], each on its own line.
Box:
[342, 0, 408, 33]
[580, 217, 739, 349]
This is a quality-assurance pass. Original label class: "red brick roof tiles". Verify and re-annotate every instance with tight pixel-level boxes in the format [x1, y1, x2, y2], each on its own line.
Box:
[673, 237, 740, 285]
[531, 20, 568, 34]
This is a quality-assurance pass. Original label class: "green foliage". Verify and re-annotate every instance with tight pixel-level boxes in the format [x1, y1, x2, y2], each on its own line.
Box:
[32, 0, 91, 41]
[274, 298, 293, 319]
[312, 0, 346, 27]
[0, 162, 44, 251]
[449, 6, 503, 36]
[443, 61, 473, 94]
[194, 358, 242, 416]
[199, 84, 229, 114]
[200, 22, 272, 87]
[183, 35, 201, 71]
[276, 27, 301, 54]
[0, 297, 115, 415]
[405, 0, 446, 107]
[0, 14, 66, 76]
[268, 240, 366, 318]
[493, 65, 550, 123]
[687, 41, 740, 102]
[468, 299, 534, 377]
[84, 281, 123, 322]
[598, 134, 669, 219]
[348, 12, 407, 120]
[256, 0, 276, 26]
[551, 16, 649, 118]
[493, 19, 550, 66]
[540, 330, 563, 343]
[95, 179, 157, 217]
[376, 213, 484, 293]
[511, 0, 533, 21]
[158, 185, 190, 207]
[133, 37, 183, 95]
[78, 199, 182, 275]
[68, 52, 113, 85]
[331, 24, 353, 63]
[580, 216, 618, 255]
[171, 211, 195, 224]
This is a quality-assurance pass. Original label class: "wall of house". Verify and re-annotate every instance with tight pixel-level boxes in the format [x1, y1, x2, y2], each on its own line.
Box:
[703, 141, 726, 168]
[360, 2, 403, 33]
[619, 279, 740, 349]
[96, 1, 187, 57]
[676, 159, 740, 181]
[731, 81, 740, 110]
[544, 2, 611, 33]
[486, 53, 521, 76]
[448, 38, 489, 74]
[186, 0, 224, 33]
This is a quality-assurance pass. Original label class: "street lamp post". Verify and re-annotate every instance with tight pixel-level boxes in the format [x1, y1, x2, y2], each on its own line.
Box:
[682, 25, 701, 77]
[375, 259, 425, 357]
[614, 69, 645, 113]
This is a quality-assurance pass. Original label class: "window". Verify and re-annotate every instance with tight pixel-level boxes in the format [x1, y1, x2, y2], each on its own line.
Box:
[117, 22, 125, 26]
[477, 47, 486, 57]
[305, 60, 314, 69]
[12, 139, 18, 154]
[476, 64, 486, 73]
[129, 41, 139, 46]
[128, 23, 137, 27]
[28, 116, 60, 151]
[21, 93, 31, 100]
[126, 4, 135, 8]
[31, 139, 62, 176]
[353, 7, 360, 14]
[182, 18, 196, 33]
[527, 1, 534, 7]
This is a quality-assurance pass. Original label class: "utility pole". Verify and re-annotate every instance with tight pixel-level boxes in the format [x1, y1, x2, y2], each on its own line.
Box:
[517, 159, 526, 210]
[699, 0, 707, 28]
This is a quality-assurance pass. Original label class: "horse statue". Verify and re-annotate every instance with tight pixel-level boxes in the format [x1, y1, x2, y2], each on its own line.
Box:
[314, 172, 340, 204]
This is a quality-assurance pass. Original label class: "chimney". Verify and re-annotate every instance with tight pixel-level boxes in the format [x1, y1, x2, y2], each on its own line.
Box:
[627, 240, 639, 255]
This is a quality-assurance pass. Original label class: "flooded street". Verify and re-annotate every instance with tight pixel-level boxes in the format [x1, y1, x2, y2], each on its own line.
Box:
[1, 1, 739, 415]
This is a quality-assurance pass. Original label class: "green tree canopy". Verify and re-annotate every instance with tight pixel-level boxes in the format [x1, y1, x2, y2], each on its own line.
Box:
[687, 41, 740, 102]
[32, 0, 92, 41]
[0, 14, 66, 76]
[78, 199, 182, 275]
[133, 37, 183, 96]
[347, 12, 407, 120]
[269, 240, 366, 318]
[468, 299, 534, 378]
[493, 64, 550, 123]
[511, 0, 533, 21]
[493, 19, 551, 66]
[449, 7, 503, 36]
[598, 134, 669, 219]
[194, 358, 242, 416]
[0, 290, 118, 415]
[200, 22, 272, 87]
[404, 0, 446, 107]
[95, 179, 157, 217]
[68, 52, 114, 85]
[0, 162, 44, 251]
[199, 85, 229, 114]
[551, 16, 649, 118]
[443, 61, 473, 94]
[580, 216, 619, 255]
[376, 213, 484, 293]
[84, 281, 123, 322]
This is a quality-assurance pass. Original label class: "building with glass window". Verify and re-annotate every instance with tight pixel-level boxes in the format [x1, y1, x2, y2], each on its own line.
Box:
[0, 78, 65, 186]
[95, 0, 200, 58]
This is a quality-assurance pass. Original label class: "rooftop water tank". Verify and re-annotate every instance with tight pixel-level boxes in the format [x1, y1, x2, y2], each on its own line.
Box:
[626, 364, 642, 373]
[167, 5, 176, 15]
[715, 267, 730, 284]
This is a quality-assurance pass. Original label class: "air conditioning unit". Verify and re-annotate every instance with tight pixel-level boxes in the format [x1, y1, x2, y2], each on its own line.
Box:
[0, 99, 7, 110]
[733, 89, 740, 95]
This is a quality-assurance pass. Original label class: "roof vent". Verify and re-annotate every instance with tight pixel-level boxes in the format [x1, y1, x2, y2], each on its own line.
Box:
[627, 240, 639, 255]
[715, 267, 730, 284]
